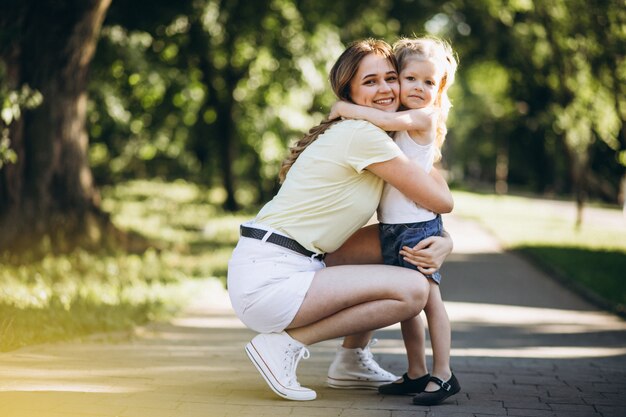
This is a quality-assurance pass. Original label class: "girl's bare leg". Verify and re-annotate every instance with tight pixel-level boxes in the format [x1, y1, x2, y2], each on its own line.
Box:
[400, 314, 429, 379]
[423, 282, 452, 391]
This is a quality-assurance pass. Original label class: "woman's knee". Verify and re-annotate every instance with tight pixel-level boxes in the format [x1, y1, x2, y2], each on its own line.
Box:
[398, 274, 429, 316]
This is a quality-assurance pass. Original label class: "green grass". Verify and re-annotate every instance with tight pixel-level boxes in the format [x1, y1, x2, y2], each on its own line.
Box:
[451, 190, 626, 313]
[0, 180, 252, 352]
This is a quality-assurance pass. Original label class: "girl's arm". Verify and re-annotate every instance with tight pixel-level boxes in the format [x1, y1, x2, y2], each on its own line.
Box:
[330, 100, 436, 132]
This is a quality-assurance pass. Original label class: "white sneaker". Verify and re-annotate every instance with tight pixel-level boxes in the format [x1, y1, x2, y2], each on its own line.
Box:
[245, 332, 316, 401]
[327, 339, 398, 389]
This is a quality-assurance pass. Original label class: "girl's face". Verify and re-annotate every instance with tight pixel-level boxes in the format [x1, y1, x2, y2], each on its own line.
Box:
[349, 53, 400, 113]
[399, 58, 443, 110]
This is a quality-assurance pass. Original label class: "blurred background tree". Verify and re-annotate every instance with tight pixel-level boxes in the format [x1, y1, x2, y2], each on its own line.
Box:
[390, 0, 625, 225]
[1, 0, 624, 253]
[0, 0, 113, 253]
[89, 0, 398, 210]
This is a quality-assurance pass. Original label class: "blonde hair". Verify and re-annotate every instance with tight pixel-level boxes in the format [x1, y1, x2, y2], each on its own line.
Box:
[278, 39, 397, 182]
[393, 36, 458, 161]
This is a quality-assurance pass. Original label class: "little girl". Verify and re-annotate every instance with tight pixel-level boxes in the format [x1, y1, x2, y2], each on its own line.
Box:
[330, 36, 460, 406]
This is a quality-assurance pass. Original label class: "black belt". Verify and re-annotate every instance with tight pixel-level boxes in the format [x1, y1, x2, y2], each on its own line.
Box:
[240, 225, 325, 260]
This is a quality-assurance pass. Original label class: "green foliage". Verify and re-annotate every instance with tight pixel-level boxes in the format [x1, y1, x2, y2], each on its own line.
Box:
[87, 0, 406, 202]
[3, 0, 624, 207]
[0, 179, 251, 352]
[0, 249, 196, 351]
[391, 1, 625, 200]
[88, 23, 201, 183]
[101, 180, 252, 284]
[0, 63, 42, 168]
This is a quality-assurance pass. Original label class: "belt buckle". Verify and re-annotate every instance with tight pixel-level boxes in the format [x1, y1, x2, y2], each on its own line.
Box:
[312, 253, 326, 261]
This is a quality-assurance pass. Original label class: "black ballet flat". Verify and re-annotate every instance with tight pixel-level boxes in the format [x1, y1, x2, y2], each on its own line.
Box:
[412, 373, 461, 406]
[378, 372, 430, 395]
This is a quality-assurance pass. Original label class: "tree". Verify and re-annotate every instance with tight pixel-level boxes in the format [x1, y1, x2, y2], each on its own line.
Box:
[530, 0, 624, 225]
[0, 0, 112, 252]
[89, 0, 396, 210]
[392, 0, 625, 219]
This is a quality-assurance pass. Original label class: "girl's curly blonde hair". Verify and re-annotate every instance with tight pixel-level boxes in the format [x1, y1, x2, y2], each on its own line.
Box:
[393, 36, 458, 161]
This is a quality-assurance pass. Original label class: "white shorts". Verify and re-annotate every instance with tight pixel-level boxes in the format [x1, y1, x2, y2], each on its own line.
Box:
[227, 222, 325, 333]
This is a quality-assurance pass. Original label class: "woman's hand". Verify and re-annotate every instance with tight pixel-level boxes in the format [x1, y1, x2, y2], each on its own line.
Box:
[399, 231, 453, 275]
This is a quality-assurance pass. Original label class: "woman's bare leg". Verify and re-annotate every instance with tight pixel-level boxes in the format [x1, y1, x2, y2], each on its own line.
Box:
[244, 263, 427, 401]
[324, 224, 382, 348]
[286, 264, 429, 346]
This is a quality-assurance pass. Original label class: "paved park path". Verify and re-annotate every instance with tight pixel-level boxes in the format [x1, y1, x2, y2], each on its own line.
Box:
[1, 214, 625, 417]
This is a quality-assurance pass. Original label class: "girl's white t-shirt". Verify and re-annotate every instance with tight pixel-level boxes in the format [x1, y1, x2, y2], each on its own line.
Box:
[377, 130, 437, 224]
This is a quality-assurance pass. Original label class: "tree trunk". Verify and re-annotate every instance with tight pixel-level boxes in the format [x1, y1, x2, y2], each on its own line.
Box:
[186, 11, 239, 212]
[559, 135, 584, 228]
[495, 143, 509, 195]
[609, 58, 626, 219]
[0, 0, 116, 253]
[216, 79, 238, 212]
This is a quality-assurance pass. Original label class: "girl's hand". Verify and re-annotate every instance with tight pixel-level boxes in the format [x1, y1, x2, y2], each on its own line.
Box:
[329, 101, 345, 120]
[399, 232, 453, 274]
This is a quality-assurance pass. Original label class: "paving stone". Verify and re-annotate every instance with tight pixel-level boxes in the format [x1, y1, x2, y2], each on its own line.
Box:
[339, 409, 391, 417]
[595, 405, 626, 417]
[588, 395, 626, 406]
[507, 409, 557, 417]
[424, 412, 483, 417]
[503, 400, 551, 409]
[513, 375, 563, 386]
[591, 382, 626, 393]
[475, 414, 508, 417]
[548, 403, 597, 413]
[553, 411, 602, 417]
[542, 395, 586, 405]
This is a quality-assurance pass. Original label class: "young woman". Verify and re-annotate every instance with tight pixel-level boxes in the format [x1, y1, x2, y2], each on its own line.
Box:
[227, 39, 453, 401]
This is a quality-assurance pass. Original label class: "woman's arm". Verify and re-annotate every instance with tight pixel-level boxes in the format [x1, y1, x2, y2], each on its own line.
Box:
[366, 154, 454, 214]
[330, 101, 436, 132]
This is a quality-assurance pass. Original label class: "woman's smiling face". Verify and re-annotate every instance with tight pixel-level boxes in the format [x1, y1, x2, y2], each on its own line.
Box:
[349, 53, 400, 113]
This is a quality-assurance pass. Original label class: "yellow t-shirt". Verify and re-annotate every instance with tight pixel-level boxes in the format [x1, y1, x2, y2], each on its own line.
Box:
[255, 119, 403, 254]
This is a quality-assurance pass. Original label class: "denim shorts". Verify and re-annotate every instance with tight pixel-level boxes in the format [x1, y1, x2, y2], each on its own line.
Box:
[379, 215, 443, 284]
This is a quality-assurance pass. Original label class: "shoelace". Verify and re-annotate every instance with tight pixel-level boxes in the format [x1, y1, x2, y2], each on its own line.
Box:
[358, 339, 385, 375]
[284, 345, 310, 387]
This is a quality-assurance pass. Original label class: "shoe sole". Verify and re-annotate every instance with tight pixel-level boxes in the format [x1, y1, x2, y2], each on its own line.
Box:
[326, 377, 388, 390]
[245, 342, 316, 401]
[412, 386, 461, 406]
[378, 389, 420, 395]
